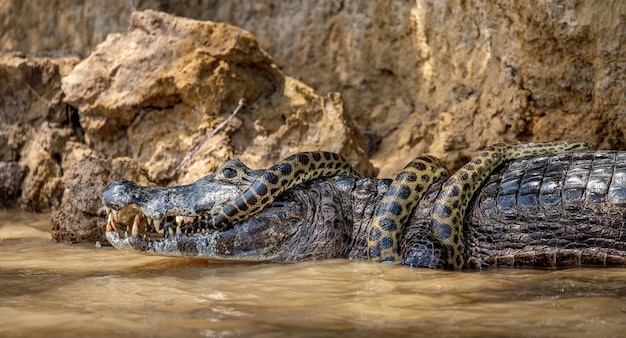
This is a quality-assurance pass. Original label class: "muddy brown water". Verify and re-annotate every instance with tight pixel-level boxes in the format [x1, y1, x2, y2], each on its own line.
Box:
[1, 211, 626, 337]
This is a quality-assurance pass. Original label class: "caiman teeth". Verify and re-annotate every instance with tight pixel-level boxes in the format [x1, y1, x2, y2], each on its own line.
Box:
[168, 226, 175, 237]
[132, 215, 140, 237]
[153, 219, 162, 232]
[111, 209, 119, 222]
[106, 213, 116, 232]
[183, 216, 195, 224]
[175, 216, 184, 236]
[147, 218, 153, 226]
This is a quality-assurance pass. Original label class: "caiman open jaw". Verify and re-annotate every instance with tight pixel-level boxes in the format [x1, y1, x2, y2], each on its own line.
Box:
[102, 174, 243, 239]
[102, 174, 283, 261]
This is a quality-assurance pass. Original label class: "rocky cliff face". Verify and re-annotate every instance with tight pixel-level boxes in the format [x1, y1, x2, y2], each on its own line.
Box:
[0, 51, 81, 210]
[1, 2, 625, 241]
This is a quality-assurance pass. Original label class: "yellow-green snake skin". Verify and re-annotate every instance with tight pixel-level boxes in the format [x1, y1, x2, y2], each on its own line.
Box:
[205, 141, 593, 270]
[368, 155, 448, 262]
[204, 152, 361, 229]
[431, 140, 594, 270]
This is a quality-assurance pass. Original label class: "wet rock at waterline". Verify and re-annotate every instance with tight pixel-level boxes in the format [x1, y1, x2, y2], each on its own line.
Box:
[51, 155, 151, 243]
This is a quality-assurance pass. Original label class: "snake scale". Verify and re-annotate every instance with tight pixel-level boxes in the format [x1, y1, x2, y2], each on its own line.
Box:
[203, 141, 593, 269]
[200, 151, 362, 229]
[367, 155, 448, 262]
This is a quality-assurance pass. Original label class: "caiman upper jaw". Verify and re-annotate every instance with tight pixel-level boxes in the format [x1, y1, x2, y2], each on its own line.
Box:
[102, 174, 244, 218]
[102, 174, 246, 242]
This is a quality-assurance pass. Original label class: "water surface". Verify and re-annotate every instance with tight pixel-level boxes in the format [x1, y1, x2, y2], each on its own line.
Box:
[1, 211, 626, 337]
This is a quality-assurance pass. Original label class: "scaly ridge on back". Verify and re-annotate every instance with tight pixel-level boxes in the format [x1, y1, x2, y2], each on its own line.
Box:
[202, 151, 362, 230]
[431, 140, 595, 270]
[368, 155, 448, 262]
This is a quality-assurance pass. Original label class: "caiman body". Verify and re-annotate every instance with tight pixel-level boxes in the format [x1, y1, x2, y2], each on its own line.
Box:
[103, 151, 626, 269]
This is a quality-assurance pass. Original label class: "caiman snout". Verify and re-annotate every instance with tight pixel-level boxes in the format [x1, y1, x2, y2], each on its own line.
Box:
[102, 174, 246, 241]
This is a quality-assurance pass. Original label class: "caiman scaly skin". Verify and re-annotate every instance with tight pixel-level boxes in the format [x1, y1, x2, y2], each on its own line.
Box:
[103, 150, 626, 269]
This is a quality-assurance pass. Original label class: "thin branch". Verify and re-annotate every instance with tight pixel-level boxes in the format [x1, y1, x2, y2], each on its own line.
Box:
[164, 98, 245, 181]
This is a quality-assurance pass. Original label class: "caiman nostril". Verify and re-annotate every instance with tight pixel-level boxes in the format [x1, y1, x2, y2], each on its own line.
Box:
[102, 179, 143, 209]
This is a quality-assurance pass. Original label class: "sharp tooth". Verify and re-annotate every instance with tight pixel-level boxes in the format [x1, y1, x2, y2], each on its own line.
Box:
[125, 230, 129, 238]
[153, 219, 161, 232]
[132, 215, 140, 237]
[168, 226, 175, 237]
[112, 209, 119, 221]
[106, 213, 117, 231]
[176, 216, 184, 225]
[147, 218, 153, 226]
[176, 224, 182, 235]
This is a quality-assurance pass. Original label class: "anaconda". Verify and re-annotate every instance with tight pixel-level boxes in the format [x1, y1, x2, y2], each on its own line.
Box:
[201, 151, 361, 231]
[198, 141, 591, 269]
[103, 147, 626, 269]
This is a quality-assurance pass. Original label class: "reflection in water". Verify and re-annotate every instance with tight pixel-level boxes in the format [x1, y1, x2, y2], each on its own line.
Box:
[1, 210, 626, 337]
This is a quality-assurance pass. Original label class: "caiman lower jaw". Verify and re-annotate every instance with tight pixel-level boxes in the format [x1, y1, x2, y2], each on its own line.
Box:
[104, 205, 214, 256]
[104, 207, 280, 262]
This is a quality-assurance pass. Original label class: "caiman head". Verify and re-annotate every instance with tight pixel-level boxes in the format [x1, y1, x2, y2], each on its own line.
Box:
[102, 159, 303, 261]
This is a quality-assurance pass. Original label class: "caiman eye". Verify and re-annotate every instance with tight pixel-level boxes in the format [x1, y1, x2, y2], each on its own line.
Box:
[222, 168, 237, 179]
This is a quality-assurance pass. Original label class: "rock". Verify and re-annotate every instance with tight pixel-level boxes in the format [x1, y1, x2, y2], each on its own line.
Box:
[62, 10, 374, 185]
[51, 156, 151, 243]
[0, 51, 82, 211]
[0, 162, 26, 207]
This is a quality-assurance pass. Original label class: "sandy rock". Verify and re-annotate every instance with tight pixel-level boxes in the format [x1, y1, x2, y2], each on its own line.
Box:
[62, 10, 374, 184]
[51, 156, 151, 243]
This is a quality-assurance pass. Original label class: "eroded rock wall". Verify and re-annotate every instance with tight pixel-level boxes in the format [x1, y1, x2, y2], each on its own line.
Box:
[4, 1, 624, 177]
[196, 1, 626, 176]
[0, 52, 82, 210]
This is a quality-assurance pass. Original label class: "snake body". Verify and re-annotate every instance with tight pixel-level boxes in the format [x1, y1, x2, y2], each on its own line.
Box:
[202, 151, 361, 230]
[368, 155, 448, 262]
[203, 141, 593, 269]
[431, 140, 594, 270]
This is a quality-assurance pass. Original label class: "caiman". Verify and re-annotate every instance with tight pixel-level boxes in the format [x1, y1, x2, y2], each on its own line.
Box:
[102, 144, 626, 270]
